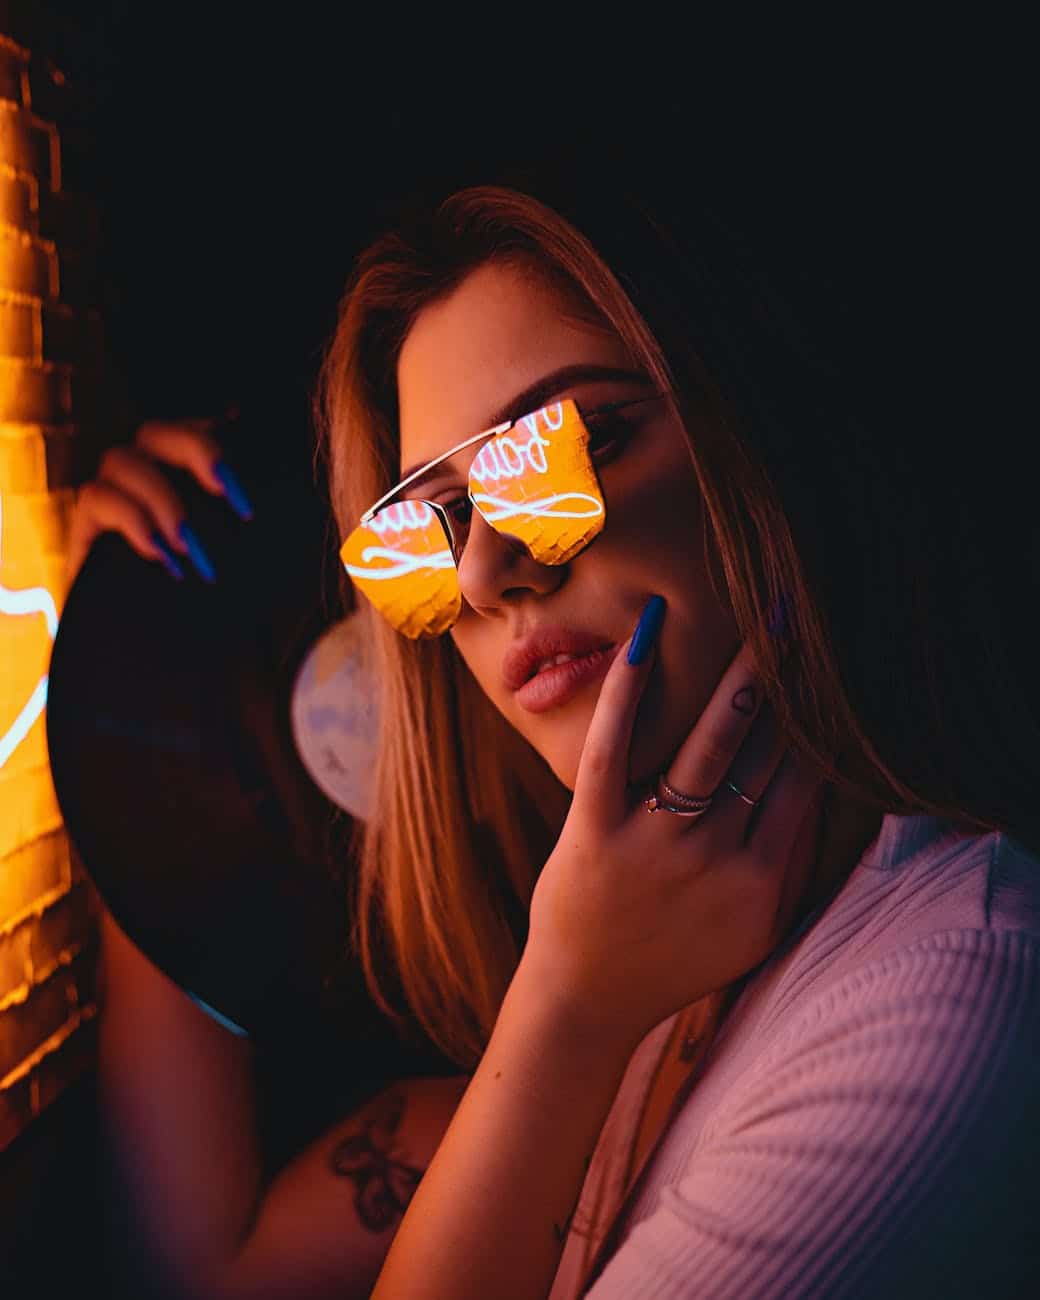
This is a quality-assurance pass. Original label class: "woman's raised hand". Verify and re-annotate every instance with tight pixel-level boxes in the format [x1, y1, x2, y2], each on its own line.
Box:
[64, 417, 253, 588]
[523, 597, 826, 1047]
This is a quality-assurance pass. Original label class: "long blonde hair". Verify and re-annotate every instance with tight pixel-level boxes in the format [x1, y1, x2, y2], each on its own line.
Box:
[318, 186, 699, 1066]
[317, 176, 1039, 1067]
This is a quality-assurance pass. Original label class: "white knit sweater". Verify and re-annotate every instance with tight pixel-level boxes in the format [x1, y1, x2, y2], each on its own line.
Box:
[551, 814, 1040, 1298]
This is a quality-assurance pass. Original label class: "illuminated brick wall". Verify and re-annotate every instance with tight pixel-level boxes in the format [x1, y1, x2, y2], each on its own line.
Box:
[0, 29, 99, 1152]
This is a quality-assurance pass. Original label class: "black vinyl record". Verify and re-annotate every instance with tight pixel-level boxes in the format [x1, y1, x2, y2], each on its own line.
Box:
[45, 433, 459, 1166]
[45, 447, 346, 1038]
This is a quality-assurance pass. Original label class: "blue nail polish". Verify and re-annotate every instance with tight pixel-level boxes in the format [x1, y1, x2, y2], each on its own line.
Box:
[627, 595, 666, 665]
[186, 991, 249, 1038]
[178, 522, 217, 583]
[150, 532, 184, 581]
[214, 460, 254, 521]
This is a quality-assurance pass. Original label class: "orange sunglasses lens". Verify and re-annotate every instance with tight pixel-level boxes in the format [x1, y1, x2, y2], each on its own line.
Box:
[341, 399, 607, 638]
[468, 399, 605, 565]
[340, 501, 461, 639]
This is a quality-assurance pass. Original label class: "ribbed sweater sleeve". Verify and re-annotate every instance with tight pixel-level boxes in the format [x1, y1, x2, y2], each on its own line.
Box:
[586, 929, 1040, 1298]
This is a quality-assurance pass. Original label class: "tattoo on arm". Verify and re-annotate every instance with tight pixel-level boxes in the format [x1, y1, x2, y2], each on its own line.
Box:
[329, 1091, 424, 1233]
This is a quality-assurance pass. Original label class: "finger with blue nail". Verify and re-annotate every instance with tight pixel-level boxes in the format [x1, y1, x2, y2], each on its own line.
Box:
[563, 595, 667, 817]
[178, 521, 217, 584]
[214, 461, 254, 522]
[134, 421, 255, 528]
[64, 418, 258, 590]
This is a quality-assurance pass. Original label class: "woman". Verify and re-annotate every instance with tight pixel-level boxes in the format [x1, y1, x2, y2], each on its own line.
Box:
[315, 159, 1040, 1297]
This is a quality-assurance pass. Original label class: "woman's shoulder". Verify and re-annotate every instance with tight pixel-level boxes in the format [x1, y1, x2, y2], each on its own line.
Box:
[806, 813, 1040, 980]
[986, 828, 1040, 933]
[726, 814, 1040, 1073]
[590, 820, 1040, 1299]
[605, 935, 1040, 1300]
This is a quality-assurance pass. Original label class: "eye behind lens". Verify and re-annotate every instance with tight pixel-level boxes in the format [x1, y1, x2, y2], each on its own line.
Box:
[585, 415, 634, 462]
[445, 497, 474, 527]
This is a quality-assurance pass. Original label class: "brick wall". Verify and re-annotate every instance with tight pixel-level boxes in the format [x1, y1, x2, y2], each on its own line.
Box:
[0, 28, 100, 1153]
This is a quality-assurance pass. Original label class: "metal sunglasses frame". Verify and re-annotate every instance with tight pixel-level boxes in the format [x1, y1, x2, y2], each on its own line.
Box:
[356, 391, 667, 533]
[341, 391, 669, 635]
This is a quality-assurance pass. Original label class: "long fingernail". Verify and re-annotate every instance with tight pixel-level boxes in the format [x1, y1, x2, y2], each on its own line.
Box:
[213, 460, 254, 521]
[185, 990, 249, 1038]
[178, 522, 217, 583]
[627, 595, 666, 665]
[150, 532, 184, 581]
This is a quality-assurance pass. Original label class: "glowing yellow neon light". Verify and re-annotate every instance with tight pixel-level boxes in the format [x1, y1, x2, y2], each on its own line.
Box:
[0, 491, 58, 769]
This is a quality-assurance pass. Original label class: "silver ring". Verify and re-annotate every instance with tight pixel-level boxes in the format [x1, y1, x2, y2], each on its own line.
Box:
[725, 779, 760, 808]
[645, 773, 714, 818]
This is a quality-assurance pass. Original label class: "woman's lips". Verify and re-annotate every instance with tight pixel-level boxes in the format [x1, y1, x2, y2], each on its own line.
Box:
[512, 645, 617, 714]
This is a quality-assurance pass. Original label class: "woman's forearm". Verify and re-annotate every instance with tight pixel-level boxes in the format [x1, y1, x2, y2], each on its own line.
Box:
[99, 906, 468, 1300]
[215, 1073, 470, 1300]
[97, 907, 266, 1291]
[370, 958, 640, 1300]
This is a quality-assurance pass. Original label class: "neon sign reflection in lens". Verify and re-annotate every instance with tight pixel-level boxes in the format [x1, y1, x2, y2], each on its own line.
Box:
[341, 499, 461, 639]
[467, 400, 604, 567]
[340, 399, 606, 639]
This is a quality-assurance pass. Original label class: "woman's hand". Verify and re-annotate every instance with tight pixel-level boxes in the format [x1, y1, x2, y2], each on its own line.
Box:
[65, 417, 253, 588]
[523, 596, 827, 1047]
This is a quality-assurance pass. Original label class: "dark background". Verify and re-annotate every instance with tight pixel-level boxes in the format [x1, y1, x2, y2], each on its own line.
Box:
[34, 5, 1001, 441]
[52, 7, 1029, 486]
[45, 5, 708, 445]
[16, 2, 1025, 469]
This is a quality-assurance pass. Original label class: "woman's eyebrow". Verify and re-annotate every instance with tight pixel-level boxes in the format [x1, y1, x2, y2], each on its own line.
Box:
[487, 362, 653, 427]
[398, 363, 652, 483]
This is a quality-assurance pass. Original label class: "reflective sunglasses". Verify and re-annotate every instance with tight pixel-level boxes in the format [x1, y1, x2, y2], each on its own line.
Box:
[340, 394, 661, 638]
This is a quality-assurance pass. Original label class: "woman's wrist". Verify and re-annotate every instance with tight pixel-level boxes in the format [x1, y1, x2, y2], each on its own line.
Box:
[508, 948, 648, 1071]
[369, 948, 640, 1299]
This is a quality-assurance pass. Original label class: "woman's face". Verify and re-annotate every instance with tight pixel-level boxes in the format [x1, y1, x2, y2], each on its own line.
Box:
[396, 259, 741, 791]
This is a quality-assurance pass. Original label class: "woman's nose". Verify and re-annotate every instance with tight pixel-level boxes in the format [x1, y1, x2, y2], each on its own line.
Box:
[456, 510, 565, 615]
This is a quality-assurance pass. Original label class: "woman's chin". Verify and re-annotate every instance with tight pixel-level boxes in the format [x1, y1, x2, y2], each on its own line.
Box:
[544, 751, 580, 794]
[518, 700, 597, 793]
[527, 702, 679, 796]
[542, 738, 667, 797]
